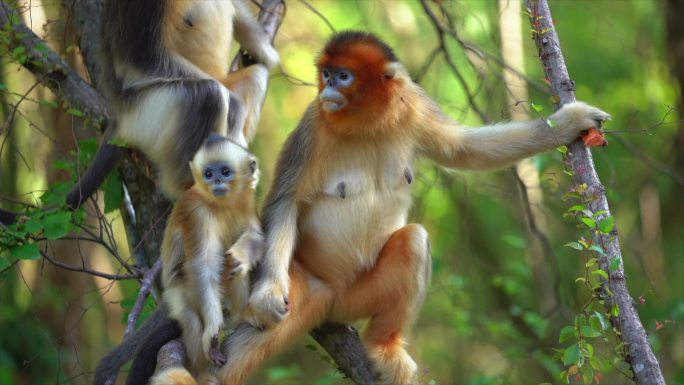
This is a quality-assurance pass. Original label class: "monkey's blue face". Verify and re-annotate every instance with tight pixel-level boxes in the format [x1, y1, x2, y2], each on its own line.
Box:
[203, 162, 235, 197]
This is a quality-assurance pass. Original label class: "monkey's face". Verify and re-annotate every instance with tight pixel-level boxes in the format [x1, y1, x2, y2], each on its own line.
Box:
[202, 162, 235, 197]
[316, 35, 401, 135]
[319, 67, 354, 113]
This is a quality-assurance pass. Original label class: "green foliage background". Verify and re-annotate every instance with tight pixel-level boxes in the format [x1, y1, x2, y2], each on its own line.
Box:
[0, 1, 682, 384]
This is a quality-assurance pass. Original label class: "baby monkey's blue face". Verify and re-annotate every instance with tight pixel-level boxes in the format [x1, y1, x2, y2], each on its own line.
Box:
[203, 161, 235, 197]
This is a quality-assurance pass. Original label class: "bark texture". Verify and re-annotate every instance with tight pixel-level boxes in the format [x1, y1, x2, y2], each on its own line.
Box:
[526, 2, 666, 385]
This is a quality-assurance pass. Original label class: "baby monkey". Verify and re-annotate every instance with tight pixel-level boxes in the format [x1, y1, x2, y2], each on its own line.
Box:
[160, 134, 263, 376]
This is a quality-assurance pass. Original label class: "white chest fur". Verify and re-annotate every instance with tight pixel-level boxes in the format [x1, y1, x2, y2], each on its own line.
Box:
[297, 140, 416, 281]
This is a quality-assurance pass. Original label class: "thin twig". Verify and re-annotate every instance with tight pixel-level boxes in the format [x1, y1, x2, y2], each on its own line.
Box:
[125, 259, 162, 338]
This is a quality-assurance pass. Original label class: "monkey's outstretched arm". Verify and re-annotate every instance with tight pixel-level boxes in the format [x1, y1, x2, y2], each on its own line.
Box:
[415, 97, 610, 170]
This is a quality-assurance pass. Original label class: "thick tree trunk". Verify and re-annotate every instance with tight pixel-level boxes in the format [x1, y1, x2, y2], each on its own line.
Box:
[525, 2, 666, 385]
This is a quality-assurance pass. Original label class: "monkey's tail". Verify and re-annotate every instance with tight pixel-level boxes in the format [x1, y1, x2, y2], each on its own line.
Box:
[66, 122, 126, 210]
[94, 306, 173, 385]
[126, 315, 182, 385]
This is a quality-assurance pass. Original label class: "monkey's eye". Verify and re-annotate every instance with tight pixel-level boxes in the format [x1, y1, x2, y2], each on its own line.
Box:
[322, 69, 330, 80]
[204, 170, 213, 179]
[336, 70, 354, 86]
[221, 168, 232, 177]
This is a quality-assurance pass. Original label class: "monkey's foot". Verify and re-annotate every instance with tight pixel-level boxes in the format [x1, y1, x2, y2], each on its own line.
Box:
[368, 344, 418, 385]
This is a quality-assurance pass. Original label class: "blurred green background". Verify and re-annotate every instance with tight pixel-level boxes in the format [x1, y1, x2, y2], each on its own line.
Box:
[1, 1, 682, 384]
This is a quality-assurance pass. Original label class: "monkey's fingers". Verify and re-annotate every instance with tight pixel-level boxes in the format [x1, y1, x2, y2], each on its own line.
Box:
[226, 259, 247, 280]
[209, 335, 227, 367]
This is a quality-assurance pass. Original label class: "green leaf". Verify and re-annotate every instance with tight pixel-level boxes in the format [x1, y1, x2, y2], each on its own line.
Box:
[591, 311, 609, 331]
[591, 269, 609, 280]
[103, 171, 124, 213]
[531, 102, 544, 112]
[43, 211, 73, 240]
[66, 108, 84, 117]
[0, 82, 7, 91]
[609, 257, 621, 271]
[0, 256, 11, 270]
[598, 216, 615, 234]
[588, 245, 605, 255]
[611, 303, 620, 317]
[562, 343, 581, 365]
[556, 145, 568, 154]
[12, 46, 26, 56]
[24, 216, 43, 234]
[559, 325, 575, 343]
[564, 241, 583, 251]
[34, 43, 49, 53]
[566, 205, 586, 213]
[581, 217, 596, 229]
[580, 325, 602, 338]
[584, 342, 595, 358]
[11, 243, 40, 260]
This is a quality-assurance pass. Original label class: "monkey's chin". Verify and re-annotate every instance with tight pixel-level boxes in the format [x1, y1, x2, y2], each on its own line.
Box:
[321, 101, 345, 113]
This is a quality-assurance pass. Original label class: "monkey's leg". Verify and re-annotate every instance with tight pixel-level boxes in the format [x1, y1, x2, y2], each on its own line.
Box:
[221, 64, 269, 144]
[216, 263, 333, 385]
[332, 224, 432, 385]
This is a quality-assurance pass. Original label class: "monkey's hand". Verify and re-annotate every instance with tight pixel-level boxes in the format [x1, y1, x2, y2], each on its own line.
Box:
[243, 277, 289, 329]
[224, 249, 249, 280]
[207, 334, 227, 367]
[547, 101, 611, 144]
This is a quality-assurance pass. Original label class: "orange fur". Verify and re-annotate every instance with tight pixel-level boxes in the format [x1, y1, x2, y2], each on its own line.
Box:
[218, 31, 609, 385]
[150, 367, 198, 385]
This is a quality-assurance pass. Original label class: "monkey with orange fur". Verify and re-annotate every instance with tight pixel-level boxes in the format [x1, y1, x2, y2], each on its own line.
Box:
[211, 31, 610, 385]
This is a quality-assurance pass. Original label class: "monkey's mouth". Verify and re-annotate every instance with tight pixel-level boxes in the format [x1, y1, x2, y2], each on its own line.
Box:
[213, 186, 230, 197]
[321, 101, 346, 112]
[319, 89, 347, 112]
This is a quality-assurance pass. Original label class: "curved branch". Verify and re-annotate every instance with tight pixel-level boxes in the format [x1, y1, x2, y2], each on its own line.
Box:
[526, 2, 666, 385]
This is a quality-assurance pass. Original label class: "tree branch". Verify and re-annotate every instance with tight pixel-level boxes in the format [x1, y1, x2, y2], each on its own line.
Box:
[526, 2, 666, 385]
[0, 0, 108, 126]
[1, 0, 375, 381]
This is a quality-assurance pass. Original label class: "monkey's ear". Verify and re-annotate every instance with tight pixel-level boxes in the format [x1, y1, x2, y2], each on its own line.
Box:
[248, 157, 260, 189]
[384, 63, 400, 79]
